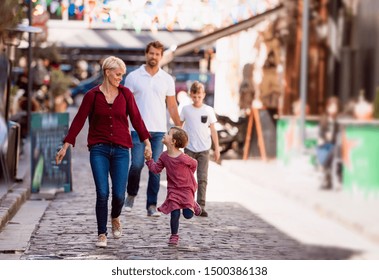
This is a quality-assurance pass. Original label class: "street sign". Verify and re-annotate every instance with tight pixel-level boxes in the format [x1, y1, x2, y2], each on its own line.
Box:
[30, 112, 72, 193]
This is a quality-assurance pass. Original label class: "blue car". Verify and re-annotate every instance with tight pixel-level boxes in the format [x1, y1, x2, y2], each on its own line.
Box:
[69, 73, 103, 106]
[69, 66, 138, 106]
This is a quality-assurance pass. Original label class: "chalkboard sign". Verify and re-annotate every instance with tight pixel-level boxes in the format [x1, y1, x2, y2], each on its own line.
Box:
[30, 113, 72, 193]
[243, 108, 277, 160]
[257, 109, 277, 158]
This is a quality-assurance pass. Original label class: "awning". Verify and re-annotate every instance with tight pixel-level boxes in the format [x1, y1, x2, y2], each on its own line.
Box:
[47, 20, 200, 50]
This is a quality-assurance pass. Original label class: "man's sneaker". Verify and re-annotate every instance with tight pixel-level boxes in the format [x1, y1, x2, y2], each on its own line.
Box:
[194, 202, 202, 216]
[168, 234, 179, 246]
[147, 205, 161, 217]
[200, 208, 208, 217]
[124, 195, 135, 212]
[96, 234, 107, 247]
[111, 217, 122, 239]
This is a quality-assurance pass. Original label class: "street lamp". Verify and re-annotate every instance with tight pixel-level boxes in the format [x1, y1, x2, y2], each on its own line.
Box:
[2, 24, 41, 127]
[2, 27, 23, 125]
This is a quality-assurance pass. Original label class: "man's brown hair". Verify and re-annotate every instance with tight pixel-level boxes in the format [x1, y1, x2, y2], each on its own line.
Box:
[145, 41, 165, 55]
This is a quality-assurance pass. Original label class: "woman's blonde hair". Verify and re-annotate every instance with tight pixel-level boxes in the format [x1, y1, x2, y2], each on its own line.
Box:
[102, 56, 126, 75]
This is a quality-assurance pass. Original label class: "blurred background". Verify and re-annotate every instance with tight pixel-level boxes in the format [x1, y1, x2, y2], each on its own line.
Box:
[0, 0, 379, 260]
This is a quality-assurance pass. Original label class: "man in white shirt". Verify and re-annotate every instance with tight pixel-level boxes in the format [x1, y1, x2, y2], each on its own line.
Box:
[124, 41, 181, 217]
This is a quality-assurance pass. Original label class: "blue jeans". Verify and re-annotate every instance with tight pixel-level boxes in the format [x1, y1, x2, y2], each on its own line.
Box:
[127, 131, 164, 209]
[170, 209, 193, 234]
[90, 143, 129, 236]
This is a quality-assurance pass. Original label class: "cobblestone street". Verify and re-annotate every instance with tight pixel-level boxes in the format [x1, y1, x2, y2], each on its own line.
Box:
[2, 108, 378, 260]
[16, 109, 355, 260]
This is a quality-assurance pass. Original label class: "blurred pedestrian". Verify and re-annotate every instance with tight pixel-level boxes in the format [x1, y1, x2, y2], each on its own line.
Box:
[177, 90, 192, 114]
[144, 127, 202, 246]
[316, 96, 340, 190]
[180, 81, 220, 217]
[55, 56, 151, 247]
[123, 40, 181, 217]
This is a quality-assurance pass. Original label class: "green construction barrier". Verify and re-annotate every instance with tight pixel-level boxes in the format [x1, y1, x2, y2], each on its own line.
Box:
[340, 120, 379, 195]
[276, 116, 319, 166]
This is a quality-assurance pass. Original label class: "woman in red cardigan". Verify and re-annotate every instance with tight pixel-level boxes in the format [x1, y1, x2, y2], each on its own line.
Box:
[55, 56, 151, 248]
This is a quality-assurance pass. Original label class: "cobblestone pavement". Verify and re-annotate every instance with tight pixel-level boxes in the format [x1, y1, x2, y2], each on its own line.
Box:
[17, 110, 357, 260]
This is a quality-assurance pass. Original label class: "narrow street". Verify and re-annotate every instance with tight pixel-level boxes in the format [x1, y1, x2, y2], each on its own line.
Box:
[1, 107, 379, 260]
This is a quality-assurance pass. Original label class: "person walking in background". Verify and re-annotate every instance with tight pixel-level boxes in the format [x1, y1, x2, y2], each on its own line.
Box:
[316, 96, 341, 190]
[180, 81, 220, 217]
[124, 40, 181, 217]
[144, 127, 202, 246]
[55, 56, 151, 248]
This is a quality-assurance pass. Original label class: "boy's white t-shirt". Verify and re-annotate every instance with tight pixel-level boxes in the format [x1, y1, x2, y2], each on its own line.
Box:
[124, 65, 175, 132]
[180, 104, 217, 152]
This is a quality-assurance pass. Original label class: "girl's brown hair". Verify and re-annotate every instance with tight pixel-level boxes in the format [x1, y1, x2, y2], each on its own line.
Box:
[170, 127, 189, 148]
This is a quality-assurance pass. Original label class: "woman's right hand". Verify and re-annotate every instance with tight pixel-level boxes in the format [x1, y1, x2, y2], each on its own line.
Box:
[55, 143, 70, 165]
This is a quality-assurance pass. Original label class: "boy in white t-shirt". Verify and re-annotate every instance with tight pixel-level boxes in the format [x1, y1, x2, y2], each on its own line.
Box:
[180, 81, 220, 217]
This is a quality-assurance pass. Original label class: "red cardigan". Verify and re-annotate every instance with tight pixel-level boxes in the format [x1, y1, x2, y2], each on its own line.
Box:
[64, 85, 150, 148]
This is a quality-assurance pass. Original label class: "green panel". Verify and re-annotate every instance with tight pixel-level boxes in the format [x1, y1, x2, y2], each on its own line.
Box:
[276, 117, 319, 166]
[343, 125, 379, 194]
[276, 119, 290, 164]
[31, 112, 69, 129]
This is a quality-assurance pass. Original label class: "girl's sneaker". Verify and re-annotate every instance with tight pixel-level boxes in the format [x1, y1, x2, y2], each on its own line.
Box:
[168, 234, 179, 246]
[194, 202, 202, 216]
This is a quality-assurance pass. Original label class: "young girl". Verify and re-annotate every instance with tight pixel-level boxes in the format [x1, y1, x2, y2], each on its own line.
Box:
[144, 127, 201, 246]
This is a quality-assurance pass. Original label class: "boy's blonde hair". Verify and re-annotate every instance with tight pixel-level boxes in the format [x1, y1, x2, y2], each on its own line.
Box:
[170, 127, 189, 148]
[190, 80, 205, 94]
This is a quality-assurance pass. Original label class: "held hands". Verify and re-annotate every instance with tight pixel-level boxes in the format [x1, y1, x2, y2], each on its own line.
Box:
[144, 139, 152, 161]
[144, 149, 152, 161]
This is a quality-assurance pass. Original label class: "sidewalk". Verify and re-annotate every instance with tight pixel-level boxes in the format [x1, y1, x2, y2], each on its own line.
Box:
[0, 141, 31, 231]
[217, 158, 379, 244]
[206, 157, 379, 258]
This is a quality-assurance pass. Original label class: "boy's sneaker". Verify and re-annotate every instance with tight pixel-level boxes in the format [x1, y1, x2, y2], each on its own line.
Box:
[124, 195, 135, 212]
[194, 202, 202, 216]
[111, 217, 122, 239]
[96, 234, 107, 247]
[147, 205, 161, 217]
[168, 234, 179, 246]
[200, 208, 208, 217]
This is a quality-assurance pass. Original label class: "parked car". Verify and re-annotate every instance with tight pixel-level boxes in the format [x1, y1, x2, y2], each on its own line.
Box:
[69, 68, 216, 107]
[69, 73, 103, 106]
[173, 71, 215, 106]
[69, 65, 138, 106]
